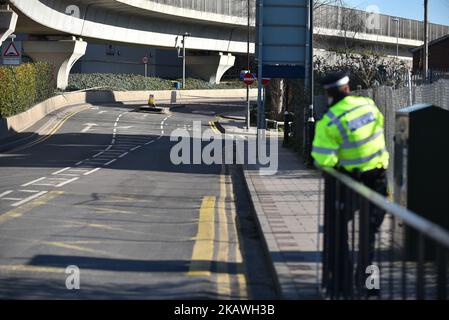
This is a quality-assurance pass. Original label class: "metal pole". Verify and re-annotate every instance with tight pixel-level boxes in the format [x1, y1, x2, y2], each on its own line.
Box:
[306, 0, 315, 164]
[393, 18, 399, 58]
[424, 0, 429, 80]
[257, 0, 264, 133]
[182, 34, 186, 89]
[247, 0, 251, 130]
[145, 63, 148, 78]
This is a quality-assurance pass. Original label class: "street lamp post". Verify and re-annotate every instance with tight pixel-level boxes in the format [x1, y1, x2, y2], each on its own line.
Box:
[393, 18, 399, 58]
[424, 0, 429, 80]
[246, 0, 251, 130]
[182, 32, 191, 89]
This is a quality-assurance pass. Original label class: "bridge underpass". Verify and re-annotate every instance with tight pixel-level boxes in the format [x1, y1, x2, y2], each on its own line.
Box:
[1, 0, 255, 89]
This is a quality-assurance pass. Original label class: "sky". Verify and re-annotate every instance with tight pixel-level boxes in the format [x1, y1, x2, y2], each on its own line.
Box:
[343, 0, 449, 25]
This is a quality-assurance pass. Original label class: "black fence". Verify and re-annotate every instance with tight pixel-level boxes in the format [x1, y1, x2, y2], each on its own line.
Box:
[321, 167, 449, 300]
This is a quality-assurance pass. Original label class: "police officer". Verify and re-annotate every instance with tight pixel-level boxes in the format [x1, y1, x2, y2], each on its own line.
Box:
[312, 71, 389, 297]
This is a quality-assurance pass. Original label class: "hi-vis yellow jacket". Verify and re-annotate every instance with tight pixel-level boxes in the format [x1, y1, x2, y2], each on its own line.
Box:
[312, 96, 389, 172]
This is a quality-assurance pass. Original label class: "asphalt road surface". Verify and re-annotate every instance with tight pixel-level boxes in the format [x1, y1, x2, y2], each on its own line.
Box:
[0, 101, 277, 299]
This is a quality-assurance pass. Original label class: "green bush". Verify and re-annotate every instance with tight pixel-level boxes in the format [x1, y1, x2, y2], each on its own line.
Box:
[67, 73, 248, 91]
[0, 62, 54, 118]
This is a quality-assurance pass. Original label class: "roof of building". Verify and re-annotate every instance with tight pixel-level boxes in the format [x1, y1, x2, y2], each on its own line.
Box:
[411, 34, 449, 53]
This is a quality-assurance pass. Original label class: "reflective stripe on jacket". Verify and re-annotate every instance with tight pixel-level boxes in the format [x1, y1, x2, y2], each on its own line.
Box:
[311, 96, 389, 172]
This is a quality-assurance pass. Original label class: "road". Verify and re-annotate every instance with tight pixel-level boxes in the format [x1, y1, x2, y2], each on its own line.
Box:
[0, 101, 277, 299]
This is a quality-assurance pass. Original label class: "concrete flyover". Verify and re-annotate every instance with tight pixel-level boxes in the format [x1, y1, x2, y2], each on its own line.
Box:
[4, 0, 256, 88]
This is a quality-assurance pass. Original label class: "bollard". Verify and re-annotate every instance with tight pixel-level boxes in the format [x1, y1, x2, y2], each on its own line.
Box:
[284, 111, 290, 145]
[148, 94, 156, 108]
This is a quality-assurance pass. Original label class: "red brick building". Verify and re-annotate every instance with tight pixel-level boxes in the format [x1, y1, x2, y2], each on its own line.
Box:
[412, 34, 449, 72]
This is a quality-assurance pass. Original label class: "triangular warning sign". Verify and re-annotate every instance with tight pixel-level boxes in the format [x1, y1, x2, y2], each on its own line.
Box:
[3, 42, 20, 58]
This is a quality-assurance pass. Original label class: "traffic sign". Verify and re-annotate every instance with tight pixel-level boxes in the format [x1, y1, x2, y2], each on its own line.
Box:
[1, 41, 21, 65]
[3, 41, 19, 58]
[142, 56, 149, 64]
[243, 73, 255, 86]
[261, 78, 271, 86]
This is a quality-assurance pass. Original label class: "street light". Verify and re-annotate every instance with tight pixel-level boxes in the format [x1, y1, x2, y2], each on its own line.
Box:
[392, 18, 399, 58]
[246, 0, 251, 130]
[182, 32, 191, 89]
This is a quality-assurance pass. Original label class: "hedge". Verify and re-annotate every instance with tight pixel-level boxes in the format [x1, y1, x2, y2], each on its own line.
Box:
[67, 73, 249, 91]
[0, 62, 54, 118]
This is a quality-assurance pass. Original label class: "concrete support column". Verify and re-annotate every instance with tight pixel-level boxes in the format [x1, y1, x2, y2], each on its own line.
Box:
[0, 5, 18, 47]
[186, 52, 235, 84]
[23, 38, 87, 90]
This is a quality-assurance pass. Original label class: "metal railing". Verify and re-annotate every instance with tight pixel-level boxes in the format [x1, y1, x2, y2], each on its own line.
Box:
[146, 0, 256, 18]
[315, 4, 449, 42]
[320, 167, 449, 300]
[145, 2, 449, 42]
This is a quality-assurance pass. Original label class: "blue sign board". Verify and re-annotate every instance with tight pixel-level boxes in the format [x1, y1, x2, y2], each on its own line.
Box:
[256, 0, 309, 78]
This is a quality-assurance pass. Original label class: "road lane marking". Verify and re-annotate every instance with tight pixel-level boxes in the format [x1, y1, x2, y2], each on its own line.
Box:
[105, 159, 117, 166]
[188, 196, 216, 277]
[0, 191, 13, 198]
[41, 241, 110, 255]
[0, 191, 63, 224]
[209, 121, 221, 135]
[227, 173, 248, 299]
[55, 177, 79, 187]
[0, 264, 66, 274]
[11, 191, 48, 207]
[52, 167, 72, 175]
[93, 152, 104, 158]
[81, 123, 98, 133]
[119, 152, 129, 158]
[217, 171, 231, 297]
[21, 177, 46, 187]
[84, 168, 101, 176]
[6, 108, 88, 154]
[130, 146, 141, 151]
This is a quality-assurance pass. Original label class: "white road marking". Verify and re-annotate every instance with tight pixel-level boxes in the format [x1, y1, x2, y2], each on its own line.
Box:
[119, 152, 129, 158]
[56, 177, 79, 187]
[75, 161, 84, 166]
[21, 177, 46, 187]
[65, 169, 90, 173]
[98, 111, 108, 114]
[18, 190, 41, 193]
[52, 167, 72, 175]
[81, 123, 98, 133]
[105, 159, 117, 166]
[144, 141, 155, 145]
[130, 146, 141, 151]
[0, 190, 14, 198]
[84, 168, 101, 176]
[11, 191, 48, 207]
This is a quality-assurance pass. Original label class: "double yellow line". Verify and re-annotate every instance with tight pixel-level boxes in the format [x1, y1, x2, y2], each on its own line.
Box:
[5, 107, 87, 154]
[188, 158, 247, 298]
[209, 121, 221, 135]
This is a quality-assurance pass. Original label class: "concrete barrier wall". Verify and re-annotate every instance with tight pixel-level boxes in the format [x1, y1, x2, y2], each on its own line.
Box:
[1, 88, 257, 140]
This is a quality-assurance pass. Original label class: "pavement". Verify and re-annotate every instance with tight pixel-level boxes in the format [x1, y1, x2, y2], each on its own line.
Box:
[0, 100, 277, 299]
[218, 117, 324, 300]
